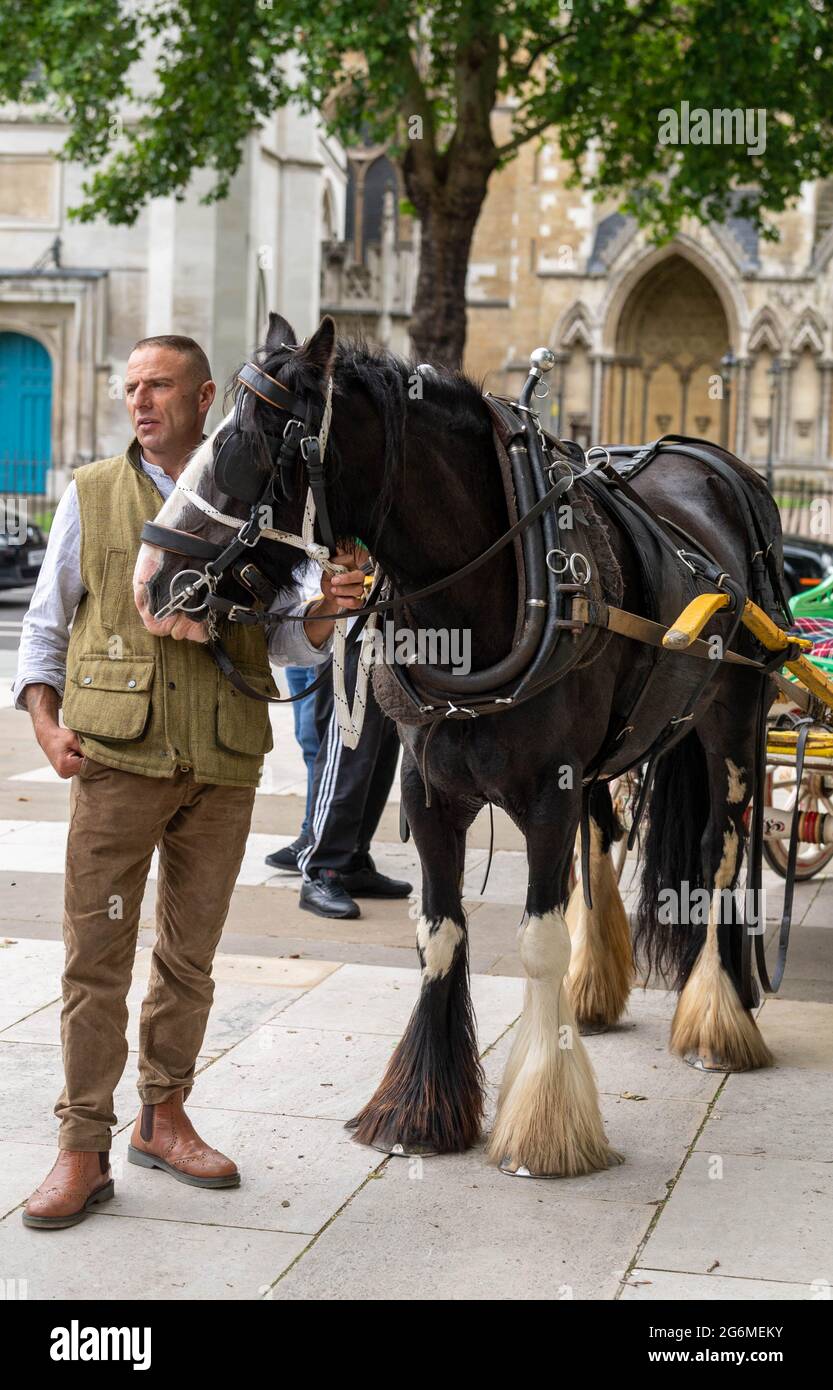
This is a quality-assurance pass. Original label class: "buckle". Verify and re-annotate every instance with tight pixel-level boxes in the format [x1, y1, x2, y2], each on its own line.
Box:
[445, 701, 478, 718]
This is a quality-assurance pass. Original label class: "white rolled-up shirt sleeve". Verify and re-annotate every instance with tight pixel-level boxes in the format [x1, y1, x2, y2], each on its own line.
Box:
[266, 563, 333, 666]
[11, 482, 85, 710]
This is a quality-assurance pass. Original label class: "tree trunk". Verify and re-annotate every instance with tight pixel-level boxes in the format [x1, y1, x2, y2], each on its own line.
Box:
[400, 32, 501, 368]
[407, 193, 484, 368]
[403, 129, 497, 369]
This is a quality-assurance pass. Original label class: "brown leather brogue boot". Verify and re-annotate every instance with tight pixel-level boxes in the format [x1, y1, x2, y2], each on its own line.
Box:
[22, 1149, 114, 1229]
[128, 1088, 240, 1188]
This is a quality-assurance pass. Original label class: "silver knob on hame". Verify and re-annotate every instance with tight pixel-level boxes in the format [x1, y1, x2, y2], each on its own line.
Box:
[529, 347, 556, 375]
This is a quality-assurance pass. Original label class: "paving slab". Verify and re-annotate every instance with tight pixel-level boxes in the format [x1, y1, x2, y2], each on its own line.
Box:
[579, 1014, 727, 1104]
[0, 943, 334, 1054]
[1, 976, 300, 1056]
[271, 1145, 649, 1301]
[188, 1024, 403, 1122]
[463, 849, 528, 904]
[620, 1269, 818, 1300]
[755, 927, 833, 1001]
[0, 1140, 60, 1222]
[707, 1066, 833, 1163]
[0, 872, 67, 929]
[641, 1149, 833, 1286]
[0, 1209, 306, 1301]
[271, 961, 524, 1048]
[758, 997, 833, 1070]
[0, 1040, 210, 1148]
[109, 1109, 382, 1235]
[0, 935, 63, 1030]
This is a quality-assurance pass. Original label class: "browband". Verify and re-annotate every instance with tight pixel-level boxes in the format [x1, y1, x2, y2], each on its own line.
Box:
[237, 361, 309, 418]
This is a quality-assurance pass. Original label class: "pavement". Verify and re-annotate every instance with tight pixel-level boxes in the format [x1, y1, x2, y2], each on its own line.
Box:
[1, 654, 832, 1301]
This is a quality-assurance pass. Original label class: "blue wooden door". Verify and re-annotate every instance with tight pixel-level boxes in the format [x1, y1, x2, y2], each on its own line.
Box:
[0, 332, 53, 493]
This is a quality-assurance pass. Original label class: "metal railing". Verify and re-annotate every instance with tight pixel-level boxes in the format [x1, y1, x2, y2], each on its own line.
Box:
[0, 458, 57, 531]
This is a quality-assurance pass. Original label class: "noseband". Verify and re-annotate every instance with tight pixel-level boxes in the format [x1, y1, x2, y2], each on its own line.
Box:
[140, 358, 340, 632]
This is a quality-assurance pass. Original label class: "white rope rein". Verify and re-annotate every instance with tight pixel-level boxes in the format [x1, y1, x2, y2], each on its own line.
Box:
[173, 373, 374, 750]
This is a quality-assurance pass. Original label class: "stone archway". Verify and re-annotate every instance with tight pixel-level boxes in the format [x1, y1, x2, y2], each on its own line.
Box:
[607, 255, 731, 444]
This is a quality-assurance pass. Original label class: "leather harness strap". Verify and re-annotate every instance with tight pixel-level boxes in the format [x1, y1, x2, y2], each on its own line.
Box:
[573, 598, 763, 668]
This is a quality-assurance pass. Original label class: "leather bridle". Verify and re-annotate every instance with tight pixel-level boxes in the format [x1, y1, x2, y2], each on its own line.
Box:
[140, 357, 339, 632]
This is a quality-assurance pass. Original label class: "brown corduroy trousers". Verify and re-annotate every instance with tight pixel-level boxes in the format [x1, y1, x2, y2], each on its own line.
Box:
[55, 756, 256, 1150]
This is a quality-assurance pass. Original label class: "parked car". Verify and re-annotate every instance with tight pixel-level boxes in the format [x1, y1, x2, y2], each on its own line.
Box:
[781, 534, 833, 600]
[0, 521, 47, 589]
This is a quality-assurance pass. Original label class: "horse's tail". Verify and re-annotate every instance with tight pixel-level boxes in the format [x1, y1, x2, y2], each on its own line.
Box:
[634, 731, 711, 989]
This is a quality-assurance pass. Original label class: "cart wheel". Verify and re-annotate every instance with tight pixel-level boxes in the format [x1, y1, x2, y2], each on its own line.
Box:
[762, 766, 833, 880]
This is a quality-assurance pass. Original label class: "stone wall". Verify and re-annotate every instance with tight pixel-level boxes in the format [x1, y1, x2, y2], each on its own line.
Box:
[465, 111, 833, 471]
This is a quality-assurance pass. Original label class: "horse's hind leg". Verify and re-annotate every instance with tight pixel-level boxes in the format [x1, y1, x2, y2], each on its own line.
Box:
[566, 781, 634, 1030]
[348, 753, 484, 1155]
[486, 800, 621, 1177]
[671, 715, 773, 1071]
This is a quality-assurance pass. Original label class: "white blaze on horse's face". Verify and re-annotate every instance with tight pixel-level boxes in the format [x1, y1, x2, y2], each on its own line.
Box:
[132, 413, 232, 639]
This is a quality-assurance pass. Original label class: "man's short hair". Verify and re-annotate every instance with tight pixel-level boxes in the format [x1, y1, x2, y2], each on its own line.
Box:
[130, 335, 212, 384]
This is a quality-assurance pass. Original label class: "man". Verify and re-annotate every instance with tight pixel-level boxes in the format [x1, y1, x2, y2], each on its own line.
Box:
[264, 563, 411, 918]
[13, 335, 366, 1228]
[296, 609, 412, 918]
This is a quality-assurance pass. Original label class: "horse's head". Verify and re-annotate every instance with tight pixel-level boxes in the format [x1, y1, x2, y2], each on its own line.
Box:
[133, 311, 337, 636]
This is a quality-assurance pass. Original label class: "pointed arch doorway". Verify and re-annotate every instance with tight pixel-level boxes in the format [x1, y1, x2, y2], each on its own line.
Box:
[608, 255, 731, 445]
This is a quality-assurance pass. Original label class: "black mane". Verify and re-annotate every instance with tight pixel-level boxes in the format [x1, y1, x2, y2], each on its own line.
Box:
[238, 333, 494, 552]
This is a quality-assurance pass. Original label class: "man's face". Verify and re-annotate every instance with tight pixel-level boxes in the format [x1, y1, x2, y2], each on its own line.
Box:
[124, 346, 214, 455]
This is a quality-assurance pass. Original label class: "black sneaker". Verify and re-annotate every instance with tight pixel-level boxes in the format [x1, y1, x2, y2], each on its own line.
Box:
[265, 834, 309, 874]
[299, 870, 361, 919]
[339, 853, 413, 899]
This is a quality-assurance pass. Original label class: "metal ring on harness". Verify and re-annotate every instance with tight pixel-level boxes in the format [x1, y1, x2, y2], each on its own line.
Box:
[569, 553, 592, 585]
[545, 548, 570, 574]
[153, 568, 214, 621]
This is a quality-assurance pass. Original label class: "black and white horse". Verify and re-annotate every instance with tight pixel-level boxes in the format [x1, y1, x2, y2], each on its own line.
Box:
[134, 312, 779, 1177]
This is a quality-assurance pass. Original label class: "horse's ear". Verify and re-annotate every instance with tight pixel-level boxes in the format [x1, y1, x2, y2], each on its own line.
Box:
[301, 315, 336, 374]
[265, 312, 297, 351]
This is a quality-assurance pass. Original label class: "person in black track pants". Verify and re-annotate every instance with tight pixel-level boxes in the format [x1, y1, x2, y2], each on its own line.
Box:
[296, 616, 412, 919]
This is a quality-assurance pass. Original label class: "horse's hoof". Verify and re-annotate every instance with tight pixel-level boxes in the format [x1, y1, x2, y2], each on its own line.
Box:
[577, 1021, 610, 1036]
[499, 1158, 550, 1179]
[371, 1138, 438, 1158]
[682, 1051, 737, 1074]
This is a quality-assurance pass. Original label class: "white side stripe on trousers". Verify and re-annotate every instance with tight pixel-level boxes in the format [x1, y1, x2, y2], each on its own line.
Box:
[297, 700, 344, 881]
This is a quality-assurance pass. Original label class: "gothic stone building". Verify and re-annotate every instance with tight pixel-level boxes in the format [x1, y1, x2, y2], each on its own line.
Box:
[0, 68, 417, 500]
[465, 108, 833, 474]
[0, 67, 349, 496]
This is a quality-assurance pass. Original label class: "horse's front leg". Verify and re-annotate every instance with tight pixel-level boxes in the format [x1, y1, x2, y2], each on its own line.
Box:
[487, 791, 622, 1177]
[348, 751, 484, 1155]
